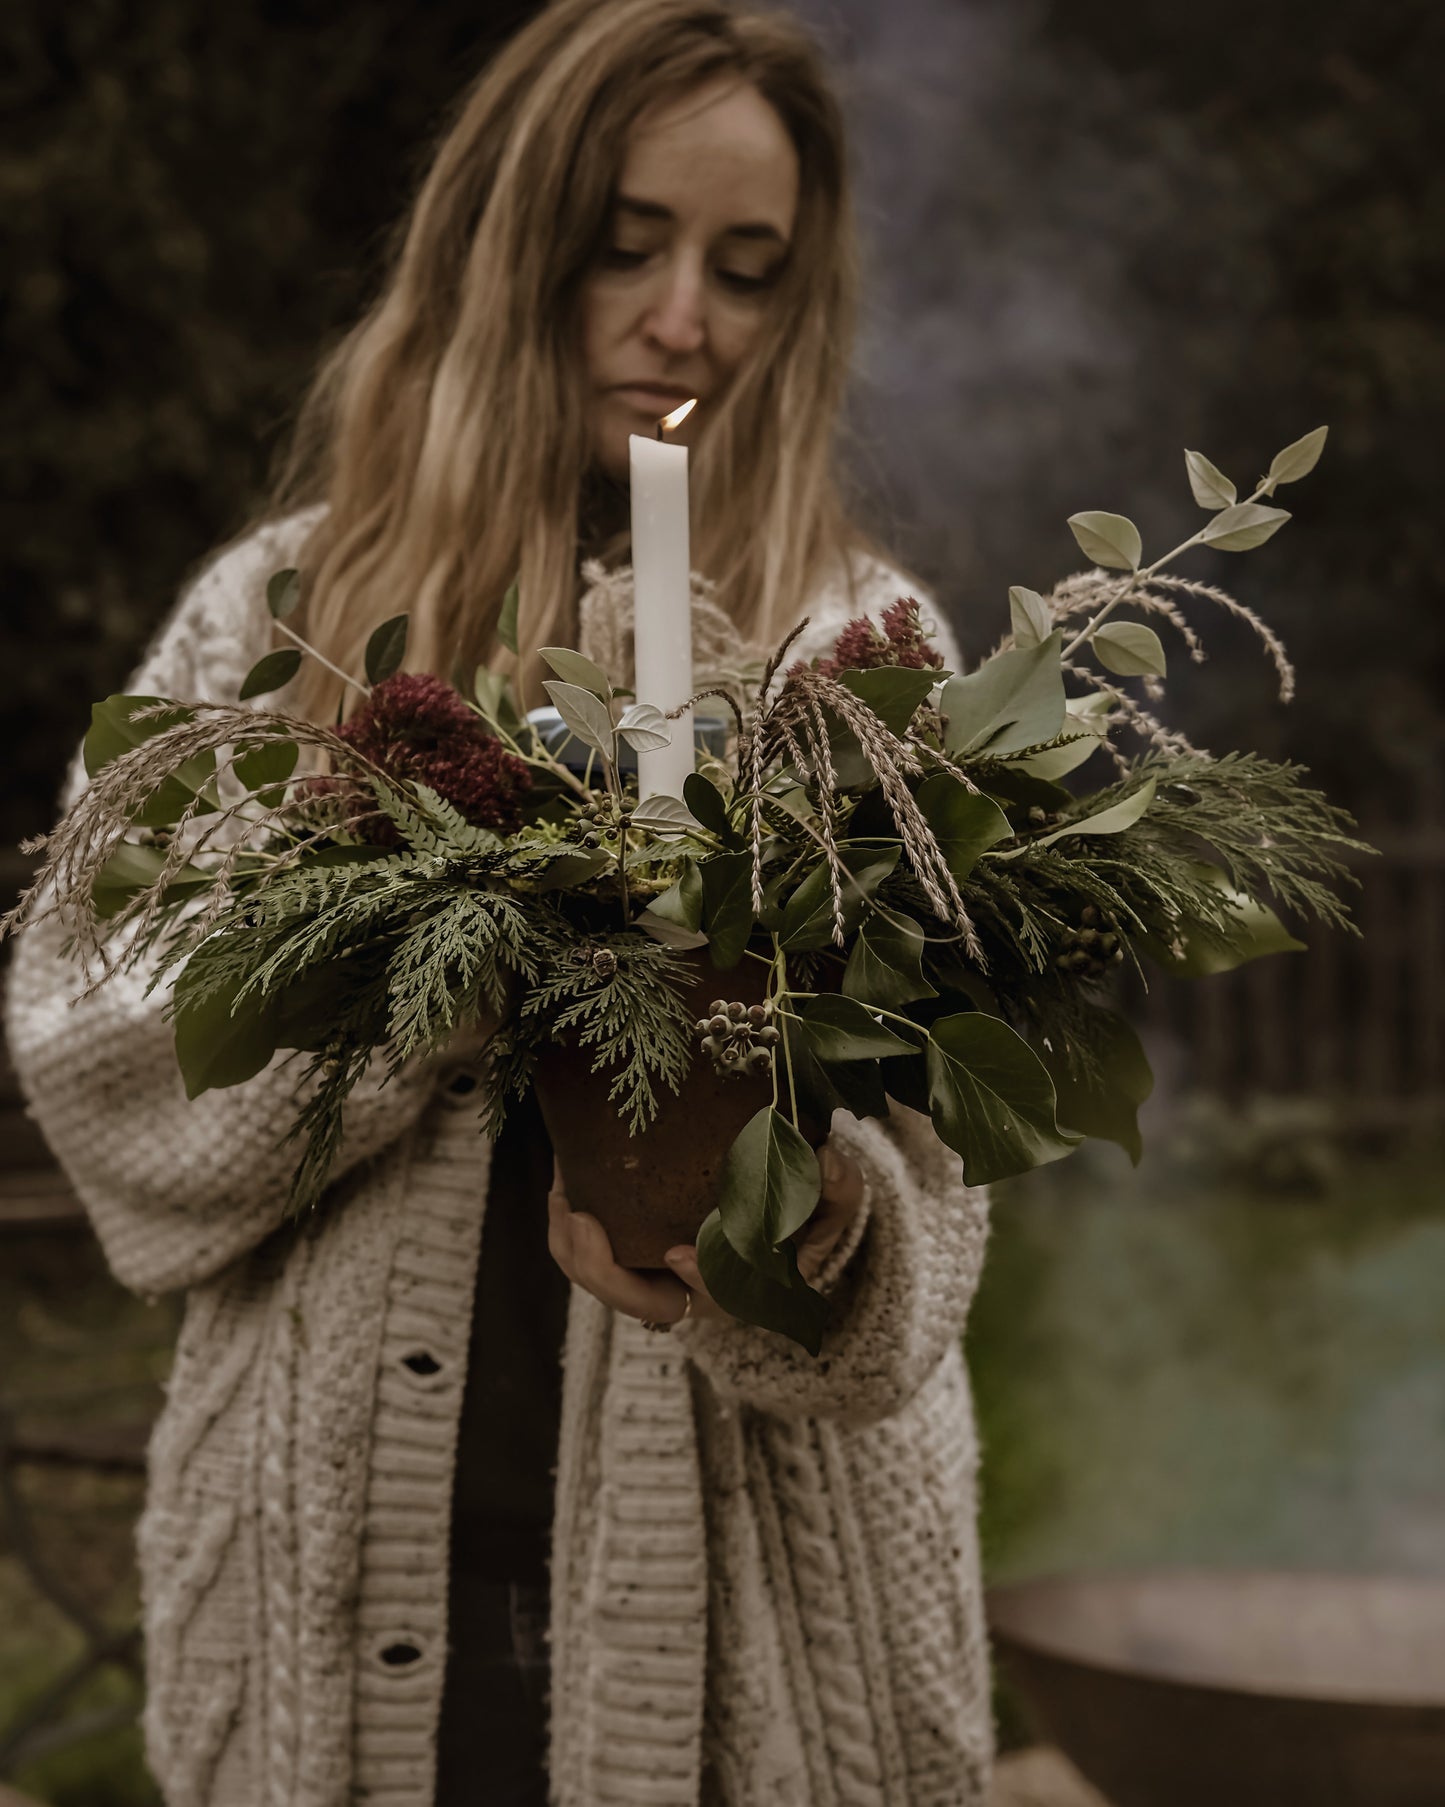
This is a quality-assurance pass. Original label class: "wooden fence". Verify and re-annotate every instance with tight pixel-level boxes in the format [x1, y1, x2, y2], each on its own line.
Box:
[1125, 771, 1444, 1122]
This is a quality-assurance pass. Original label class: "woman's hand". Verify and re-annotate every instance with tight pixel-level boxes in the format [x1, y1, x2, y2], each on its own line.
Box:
[547, 1142, 866, 1329]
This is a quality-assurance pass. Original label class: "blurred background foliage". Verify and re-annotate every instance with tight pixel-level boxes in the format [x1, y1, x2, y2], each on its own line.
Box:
[4, 0, 1441, 846]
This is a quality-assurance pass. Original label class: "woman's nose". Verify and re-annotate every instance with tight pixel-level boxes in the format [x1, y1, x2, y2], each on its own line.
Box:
[643, 263, 706, 357]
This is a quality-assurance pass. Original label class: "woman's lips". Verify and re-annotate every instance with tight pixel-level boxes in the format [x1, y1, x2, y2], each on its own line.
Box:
[610, 384, 697, 413]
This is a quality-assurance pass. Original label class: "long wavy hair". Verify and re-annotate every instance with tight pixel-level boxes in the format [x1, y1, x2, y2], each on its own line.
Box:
[268, 0, 878, 722]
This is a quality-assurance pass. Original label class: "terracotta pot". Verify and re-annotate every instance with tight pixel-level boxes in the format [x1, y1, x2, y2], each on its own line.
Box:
[533, 949, 822, 1269]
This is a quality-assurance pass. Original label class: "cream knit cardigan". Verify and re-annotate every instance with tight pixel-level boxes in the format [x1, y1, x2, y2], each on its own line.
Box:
[5, 516, 996, 1807]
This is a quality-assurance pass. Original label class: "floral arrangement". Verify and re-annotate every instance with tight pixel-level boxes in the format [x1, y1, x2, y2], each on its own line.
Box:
[6, 428, 1368, 1351]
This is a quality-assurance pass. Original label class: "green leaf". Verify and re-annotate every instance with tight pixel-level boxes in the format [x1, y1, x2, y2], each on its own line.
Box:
[233, 738, 299, 792]
[239, 648, 303, 701]
[540, 646, 612, 701]
[364, 614, 409, 685]
[629, 794, 698, 837]
[1038, 1011, 1154, 1165]
[266, 567, 302, 620]
[914, 774, 1013, 882]
[616, 702, 672, 752]
[941, 632, 1066, 758]
[695, 1208, 828, 1355]
[1018, 776, 1157, 852]
[683, 773, 738, 844]
[785, 1019, 889, 1125]
[472, 667, 524, 739]
[842, 913, 936, 1011]
[1013, 696, 1112, 780]
[717, 1106, 822, 1271]
[699, 851, 755, 968]
[534, 848, 612, 891]
[926, 1014, 1081, 1185]
[1067, 511, 1142, 571]
[1266, 425, 1327, 487]
[497, 581, 520, 655]
[778, 846, 899, 951]
[646, 857, 704, 931]
[542, 680, 615, 757]
[172, 971, 283, 1099]
[1143, 862, 1307, 975]
[1092, 621, 1167, 679]
[838, 665, 943, 736]
[796, 994, 916, 1062]
[1199, 503, 1290, 553]
[82, 696, 218, 827]
[1009, 585, 1051, 649]
[1184, 450, 1236, 511]
[90, 841, 211, 919]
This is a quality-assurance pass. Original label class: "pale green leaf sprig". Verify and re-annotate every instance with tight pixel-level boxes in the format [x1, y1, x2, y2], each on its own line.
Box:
[992, 428, 1328, 768]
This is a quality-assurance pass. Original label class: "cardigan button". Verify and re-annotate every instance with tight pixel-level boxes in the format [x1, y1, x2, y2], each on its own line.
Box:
[401, 1350, 443, 1377]
[378, 1639, 425, 1668]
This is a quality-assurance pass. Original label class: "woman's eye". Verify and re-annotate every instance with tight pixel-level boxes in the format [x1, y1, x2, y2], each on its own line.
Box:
[602, 246, 650, 270]
[717, 268, 774, 294]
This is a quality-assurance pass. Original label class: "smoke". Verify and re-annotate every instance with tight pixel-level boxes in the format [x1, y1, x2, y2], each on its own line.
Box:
[787, 0, 1264, 650]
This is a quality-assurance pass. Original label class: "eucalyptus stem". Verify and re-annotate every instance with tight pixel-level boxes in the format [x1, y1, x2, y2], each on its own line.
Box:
[274, 620, 372, 700]
[1060, 476, 1274, 659]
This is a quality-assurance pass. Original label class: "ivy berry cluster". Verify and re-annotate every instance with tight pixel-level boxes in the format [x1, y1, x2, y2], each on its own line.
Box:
[578, 794, 633, 847]
[696, 998, 782, 1079]
[1052, 903, 1125, 982]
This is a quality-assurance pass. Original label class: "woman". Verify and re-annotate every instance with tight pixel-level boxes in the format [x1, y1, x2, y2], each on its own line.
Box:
[6, 2, 995, 1803]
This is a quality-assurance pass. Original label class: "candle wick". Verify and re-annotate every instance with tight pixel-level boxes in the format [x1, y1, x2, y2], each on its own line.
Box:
[655, 424, 664, 441]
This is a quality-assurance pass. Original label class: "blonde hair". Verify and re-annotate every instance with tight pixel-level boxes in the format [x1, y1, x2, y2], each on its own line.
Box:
[268, 0, 876, 722]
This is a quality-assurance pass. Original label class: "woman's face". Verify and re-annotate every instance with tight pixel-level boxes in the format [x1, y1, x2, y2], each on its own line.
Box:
[581, 79, 800, 481]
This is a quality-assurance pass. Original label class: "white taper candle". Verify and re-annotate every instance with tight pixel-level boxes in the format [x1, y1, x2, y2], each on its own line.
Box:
[629, 422, 695, 800]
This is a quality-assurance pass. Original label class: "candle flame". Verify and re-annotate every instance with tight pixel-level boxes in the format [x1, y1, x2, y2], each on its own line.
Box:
[658, 397, 698, 433]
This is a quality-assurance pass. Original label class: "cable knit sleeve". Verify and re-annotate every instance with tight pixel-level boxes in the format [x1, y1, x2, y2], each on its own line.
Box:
[674, 1106, 989, 1425]
[3, 514, 439, 1299]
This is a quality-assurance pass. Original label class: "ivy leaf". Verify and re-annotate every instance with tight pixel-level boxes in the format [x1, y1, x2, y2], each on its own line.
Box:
[1141, 861, 1306, 975]
[940, 632, 1066, 758]
[616, 702, 672, 752]
[796, 994, 916, 1062]
[695, 1208, 828, 1355]
[239, 648, 303, 701]
[914, 774, 1013, 882]
[683, 772, 739, 844]
[1037, 1011, 1154, 1165]
[172, 970, 283, 1099]
[540, 646, 612, 701]
[1091, 621, 1167, 679]
[1199, 503, 1290, 553]
[716, 1106, 822, 1271]
[1009, 585, 1051, 648]
[785, 1019, 890, 1125]
[83, 696, 218, 827]
[542, 680, 615, 757]
[926, 1013, 1082, 1185]
[497, 581, 520, 655]
[646, 857, 704, 930]
[1018, 776, 1157, 851]
[266, 567, 302, 620]
[843, 913, 935, 1011]
[1184, 450, 1236, 511]
[699, 850, 755, 969]
[91, 841, 211, 920]
[1266, 425, 1328, 488]
[779, 846, 899, 951]
[1067, 511, 1142, 571]
[838, 666, 944, 736]
[629, 793, 699, 837]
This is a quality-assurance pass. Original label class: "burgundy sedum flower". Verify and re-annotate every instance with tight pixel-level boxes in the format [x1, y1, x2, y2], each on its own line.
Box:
[337, 672, 531, 844]
[812, 597, 946, 679]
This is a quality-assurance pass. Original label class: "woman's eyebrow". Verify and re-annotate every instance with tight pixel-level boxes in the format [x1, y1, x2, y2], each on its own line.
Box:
[615, 193, 789, 246]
